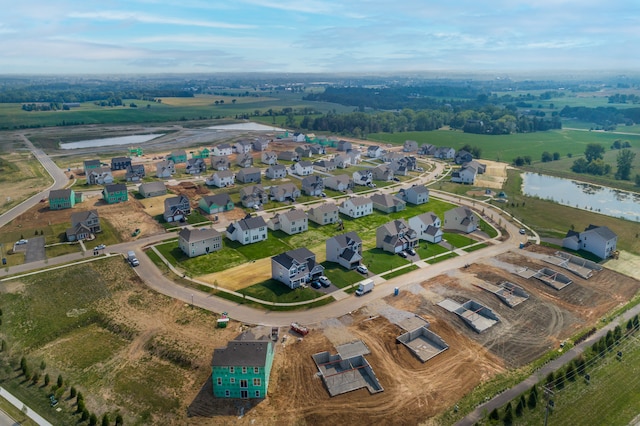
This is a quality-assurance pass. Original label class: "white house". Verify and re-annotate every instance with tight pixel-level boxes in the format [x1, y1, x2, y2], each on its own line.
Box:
[178, 228, 223, 258]
[367, 146, 384, 158]
[87, 167, 114, 185]
[293, 160, 314, 176]
[451, 166, 477, 184]
[212, 144, 233, 156]
[267, 209, 308, 235]
[562, 225, 618, 260]
[444, 207, 478, 233]
[233, 140, 252, 154]
[261, 151, 278, 165]
[226, 216, 268, 245]
[265, 164, 287, 179]
[292, 132, 306, 143]
[339, 196, 373, 218]
[206, 169, 235, 188]
[326, 232, 363, 270]
[334, 154, 352, 169]
[308, 203, 339, 225]
[434, 147, 456, 159]
[409, 212, 443, 243]
[301, 175, 324, 196]
[353, 169, 373, 186]
[239, 185, 267, 208]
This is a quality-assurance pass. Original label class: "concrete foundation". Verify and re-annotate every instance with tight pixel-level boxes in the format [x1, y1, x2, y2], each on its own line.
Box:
[474, 281, 529, 308]
[534, 267, 572, 290]
[543, 251, 601, 279]
[438, 299, 500, 333]
[397, 326, 448, 362]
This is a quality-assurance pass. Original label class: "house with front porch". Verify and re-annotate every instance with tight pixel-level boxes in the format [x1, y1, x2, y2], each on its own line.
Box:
[353, 169, 373, 186]
[326, 232, 363, 270]
[271, 248, 324, 289]
[206, 169, 235, 188]
[211, 337, 275, 399]
[323, 174, 353, 192]
[265, 164, 287, 179]
[370, 193, 406, 213]
[86, 167, 114, 185]
[269, 183, 300, 202]
[199, 193, 234, 214]
[376, 219, 418, 254]
[301, 175, 324, 196]
[267, 209, 308, 235]
[226, 216, 268, 245]
[163, 194, 191, 222]
[308, 203, 339, 225]
[562, 225, 618, 260]
[339, 196, 373, 218]
[210, 155, 231, 171]
[102, 183, 128, 204]
[444, 207, 478, 233]
[239, 185, 268, 208]
[409, 212, 443, 243]
[65, 210, 102, 242]
[178, 227, 223, 258]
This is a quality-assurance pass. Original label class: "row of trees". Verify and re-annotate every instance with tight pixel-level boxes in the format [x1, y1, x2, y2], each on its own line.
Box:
[571, 143, 636, 181]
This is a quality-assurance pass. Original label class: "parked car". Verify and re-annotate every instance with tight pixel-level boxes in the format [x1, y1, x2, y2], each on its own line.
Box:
[356, 265, 368, 274]
[397, 251, 408, 258]
[16, 239, 28, 245]
[405, 248, 416, 256]
[319, 276, 331, 287]
[310, 280, 322, 289]
[95, 244, 106, 250]
[519, 228, 526, 235]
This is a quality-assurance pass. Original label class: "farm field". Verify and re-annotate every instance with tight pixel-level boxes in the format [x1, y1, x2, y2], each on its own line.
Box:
[0, 152, 52, 215]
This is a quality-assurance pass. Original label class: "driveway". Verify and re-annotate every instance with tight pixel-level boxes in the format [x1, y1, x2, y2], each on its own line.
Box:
[24, 236, 46, 263]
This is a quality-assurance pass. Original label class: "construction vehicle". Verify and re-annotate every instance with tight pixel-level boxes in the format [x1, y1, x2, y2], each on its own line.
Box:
[355, 279, 375, 296]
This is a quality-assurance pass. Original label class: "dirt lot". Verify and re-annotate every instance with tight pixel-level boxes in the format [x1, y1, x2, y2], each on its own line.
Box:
[471, 160, 508, 190]
[199, 258, 272, 290]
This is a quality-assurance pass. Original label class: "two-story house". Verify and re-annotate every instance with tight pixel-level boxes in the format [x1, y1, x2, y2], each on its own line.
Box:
[444, 206, 478, 233]
[199, 193, 235, 215]
[125, 164, 146, 182]
[353, 170, 373, 186]
[156, 160, 175, 178]
[138, 182, 167, 198]
[236, 153, 254, 168]
[210, 155, 231, 171]
[168, 150, 187, 164]
[372, 164, 394, 181]
[277, 151, 300, 162]
[233, 140, 253, 154]
[211, 337, 275, 399]
[271, 248, 324, 289]
[326, 232, 363, 270]
[178, 227, 223, 258]
[65, 209, 102, 242]
[239, 185, 268, 208]
[206, 170, 235, 188]
[83, 159, 101, 174]
[212, 143, 233, 157]
[252, 138, 270, 152]
[323, 174, 353, 192]
[313, 159, 336, 172]
[226, 216, 268, 245]
[562, 225, 618, 260]
[301, 175, 324, 196]
[334, 154, 352, 169]
[186, 158, 207, 175]
[295, 145, 312, 159]
[396, 185, 429, 205]
[86, 167, 114, 185]
[269, 183, 300, 202]
[418, 144, 435, 156]
[102, 183, 128, 204]
[163, 194, 191, 222]
[434, 147, 456, 160]
[293, 160, 314, 176]
[409, 212, 443, 243]
[307, 203, 339, 226]
[237, 167, 261, 184]
[376, 219, 418, 254]
[49, 188, 79, 210]
[110, 156, 131, 171]
[265, 164, 287, 179]
[367, 146, 384, 158]
[337, 140, 352, 151]
[403, 140, 419, 152]
[370, 193, 406, 213]
[268, 209, 308, 235]
[454, 150, 474, 165]
[451, 165, 477, 184]
[339, 196, 373, 218]
[261, 151, 278, 165]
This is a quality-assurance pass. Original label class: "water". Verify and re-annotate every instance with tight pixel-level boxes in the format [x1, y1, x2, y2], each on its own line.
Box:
[59, 134, 164, 150]
[521, 172, 640, 222]
[206, 123, 286, 131]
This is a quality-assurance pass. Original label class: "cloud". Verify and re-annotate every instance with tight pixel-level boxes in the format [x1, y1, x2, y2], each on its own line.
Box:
[68, 11, 254, 29]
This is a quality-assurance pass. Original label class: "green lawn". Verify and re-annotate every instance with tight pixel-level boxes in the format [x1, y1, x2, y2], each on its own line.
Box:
[443, 233, 478, 249]
[321, 262, 365, 288]
[416, 242, 451, 260]
[238, 279, 324, 303]
[362, 248, 410, 274]
[45, 243, 81, 257]
[381, 265, 419, 280]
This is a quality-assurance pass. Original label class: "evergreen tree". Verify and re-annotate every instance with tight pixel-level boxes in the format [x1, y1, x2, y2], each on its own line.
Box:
[527, 387, 538, 409]
[89, 413, 98, 426]
[566, 362, 576, 382]
[101, 414, 110, 426]
[70, 387, 77, 398]
[44, 373, 50, 386]
[489, 408, 499, 420]
[57, 374, 63, 388]
[115, 414, 124, 426]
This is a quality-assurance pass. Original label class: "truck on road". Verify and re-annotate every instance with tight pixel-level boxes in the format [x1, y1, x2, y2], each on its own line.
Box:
[127, 250, 139, 267]
[355, 278, 375, 296]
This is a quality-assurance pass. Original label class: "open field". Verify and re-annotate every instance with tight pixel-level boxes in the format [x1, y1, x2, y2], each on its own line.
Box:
[0, 152, 52, 215]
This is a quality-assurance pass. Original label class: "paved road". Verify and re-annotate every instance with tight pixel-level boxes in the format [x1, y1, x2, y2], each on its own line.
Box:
[0, 409, 18, 426]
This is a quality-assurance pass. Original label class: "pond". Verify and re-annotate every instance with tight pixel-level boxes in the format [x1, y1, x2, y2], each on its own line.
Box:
[521, 172, 640, 222]
[59, 134, 164, 150]
[206, 123, 285, 131]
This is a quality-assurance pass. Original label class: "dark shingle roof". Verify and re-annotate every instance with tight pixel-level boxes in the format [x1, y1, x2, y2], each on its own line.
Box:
[212, 340, 271, 367]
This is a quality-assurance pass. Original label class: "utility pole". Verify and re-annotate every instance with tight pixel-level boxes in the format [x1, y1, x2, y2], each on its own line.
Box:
[543, 386, 555, 426]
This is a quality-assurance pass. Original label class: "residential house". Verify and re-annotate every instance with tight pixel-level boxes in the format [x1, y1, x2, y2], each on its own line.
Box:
[267, 209, 308, 235]
[334, 154, 352, 169]
[409, 212, 443, 243]
[309, 145, 326, 155]
[463, 160, 486, 174]
[65, 209, 101, 242]
[339, 196, 373, 218]
[138, 181, 167, 198]
[269, 183, 300, 202]
[337, 140, 352, 152]
[192, 148, 210, 160]
[418, 144, 436, 156]
[326, 232, 363, 270]
[292, 132, 306, 143]
[83, 159, 101, 174]
[110, 156, 131, 171]
[451, 165, 477, 184]
[261, 151, 278, 165]
[370, 193, 406, 213]
[376, 219, 418, 253]
[372, 164, 394, 181]
[168, 150, 187, 164]
[323, 174, 353, 192]
[348, 150, 362, 164]
[382, 151, 404, 163]
[186, 158, 207, 175]
[102, 183, 128, 204]
[125, 164, 146, 182]
[301, 175, 324, 196]
[295, 145, 312, 158]
[86, 167, 114, 185]
[49, 189, 79, 210]
[293, 161, 313, 176]
[271, 247, 324, 289]
[212, 143, 233, 157]
[454, 150, 473, 165]
[308, 203, 339, 225]
[562, 225, 618, 260]
[444, 207, 478, 233]
[226, 216, 268, 245]
[210, 155, 231, 171]
[277, 151, 300, 162]
[156, 160, 175, 178]
[239, 185, 268, 208]
[178, 227, 222, 258]
[434, 147, 456, 160]
[163, 194, 191, 222]
[367, 146, 384, 158]
[265, 164, 287, 179]
[236, 153, 254, 168]
[353, 169, 373, 186]
[390, 156, 417, 176]
[252, 138, 270, 152]
[233, 140, 252, 154]
[313, 159, 336, 172]
[206, 170, 235, 188]
[396, 185, 429, 205]
[199, 193, 235, 214]
[236, 167, 261, 184]
[403, 140, 419, 152]
[211, 337, 275, 399]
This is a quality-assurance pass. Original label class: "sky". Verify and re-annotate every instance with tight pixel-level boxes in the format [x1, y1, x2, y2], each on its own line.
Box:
[1, 0, 639, 75]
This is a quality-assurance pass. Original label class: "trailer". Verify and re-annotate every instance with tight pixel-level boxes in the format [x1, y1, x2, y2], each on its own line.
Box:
[290, 322, 309, 336]
[271, 327, 279, 341]
[355, 279, 375, 296]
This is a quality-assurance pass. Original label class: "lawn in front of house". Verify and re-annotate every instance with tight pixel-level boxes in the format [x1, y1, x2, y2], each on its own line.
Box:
[238, 279, 324, 303]
[362, 248, 410, 274]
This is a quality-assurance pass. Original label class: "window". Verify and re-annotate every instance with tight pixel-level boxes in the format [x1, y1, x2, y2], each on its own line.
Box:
[253, 378, 261, 386]
[242, 367, 247, 374]
[230, 378, 235, 384]
[240, 379, 248, 388]
[255, 390, 260, 397]
[217, 377, 222, 385]
[225, 390, 230, 397]
[254, 367, 259, 374]
[229, 367, 235, 373]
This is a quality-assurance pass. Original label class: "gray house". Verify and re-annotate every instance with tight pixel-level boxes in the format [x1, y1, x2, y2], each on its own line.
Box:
[409, 212, 443, 243]
[277, 151, 300, 162]
[376, 219, 418, 253]
[240, 185, 268, 208]
[313, 159, 337, 172]
[265, 164, 287, 179]
[210, 155, 231, 171]
[403, 140, 419, 152]
[337, 140, 352, 151]
[178, 227, 223, 258]
[236, 153, 254, 168]
[156, 160, 175, 178]
[125, 164, 146, 182]
[323, 174, 353, 192]
[444, 207, 478, 233]
[396, 185, 429, 205]
[271, 248, 324, 289]
[111, 156, 131, 171]
[308, 203, 339, 225]
[138, 181, 167, 198]
[66, 210, 101, 242]
[237, 167, 261, 183]
[267, 209, 308, 235]
[301, 175, 324, 196]
[326, 232, 363, 270]
[370, 193, 406, 213]
[186, 158, 207, 175]
[261, 151, 278, 165]
[163, 195, 191, 223]
[269, 183, 300, 202]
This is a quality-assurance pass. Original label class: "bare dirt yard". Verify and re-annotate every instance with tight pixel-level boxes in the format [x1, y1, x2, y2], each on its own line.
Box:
[97, 197, 165, 240]
[470, 160, 509, 190]
[199, 258, 272, 291]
